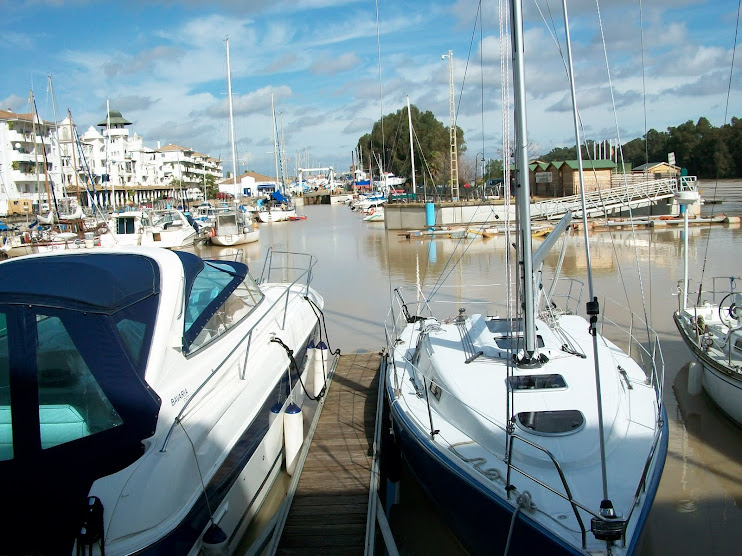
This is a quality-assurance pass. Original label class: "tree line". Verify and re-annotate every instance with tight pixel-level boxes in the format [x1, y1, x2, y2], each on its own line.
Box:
[357, 109, 742, 185]
[539, 117, 742, 179]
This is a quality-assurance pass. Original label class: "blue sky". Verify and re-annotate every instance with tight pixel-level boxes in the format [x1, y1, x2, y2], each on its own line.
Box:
[2, 0, 739, 178]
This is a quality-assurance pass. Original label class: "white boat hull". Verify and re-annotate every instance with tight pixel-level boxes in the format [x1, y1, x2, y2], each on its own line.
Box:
[210, 229, 259, 246]
[257, 208, 296, 223]
[674, 309, 742, 426]
[385, 300, 667, 555]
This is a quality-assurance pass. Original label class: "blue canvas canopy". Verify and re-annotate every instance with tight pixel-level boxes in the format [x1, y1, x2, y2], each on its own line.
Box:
[271, 190, 288, 203]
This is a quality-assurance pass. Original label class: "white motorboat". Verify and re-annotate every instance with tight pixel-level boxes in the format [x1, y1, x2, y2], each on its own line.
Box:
[192, 202, 230, 230]
[0, 245, 331, 554]
[104, 208, 198, 249]
[210, 209, 260, 246]
[383, 2, 667, 554]
[673, 178, 742, 424]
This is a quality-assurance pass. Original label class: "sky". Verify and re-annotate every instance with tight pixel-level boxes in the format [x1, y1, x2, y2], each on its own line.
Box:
[1, 0, 740, 178]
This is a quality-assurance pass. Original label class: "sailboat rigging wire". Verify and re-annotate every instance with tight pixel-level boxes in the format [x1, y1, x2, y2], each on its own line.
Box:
[535, 0, 649, 333]
[424, 197, 501, 302]
[454, 0, 484, 123]
[593, 0, 654, 338]
[375, 0, 385, 171]
[180, 420, 216, 526]
[639, 0, 649, 167]
[376, 0, 397, 326]
[479, 1, 486, 168]
[696, 0, 742, 297]
[499, 0, 516, 443]
[561, 0, 610, 506]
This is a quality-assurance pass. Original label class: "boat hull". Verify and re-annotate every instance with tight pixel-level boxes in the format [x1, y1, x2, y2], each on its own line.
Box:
[257, 209, 296, 223]
[384, 351, 668, 556]
[210, 229, 259, 246]
[674, 311, 742, 426]
[386, 378, 577, 555]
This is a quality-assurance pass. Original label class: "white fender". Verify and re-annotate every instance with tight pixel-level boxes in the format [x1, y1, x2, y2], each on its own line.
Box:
[283, 402, 303, 476]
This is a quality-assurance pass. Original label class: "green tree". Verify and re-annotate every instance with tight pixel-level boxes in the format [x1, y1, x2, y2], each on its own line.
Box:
[356, 104, 465, 188]
[540, 146, 577, 162]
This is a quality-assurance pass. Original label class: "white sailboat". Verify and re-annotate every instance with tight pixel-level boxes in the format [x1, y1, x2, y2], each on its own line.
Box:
[673, 178, 742, 424]
[209, 40, 261, 247]
[256, 93, 296, 224]
[383, 2, 667, 554]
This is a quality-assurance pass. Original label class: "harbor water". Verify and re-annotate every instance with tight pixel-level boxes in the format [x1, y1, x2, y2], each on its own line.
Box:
[187, 181, 742, 554]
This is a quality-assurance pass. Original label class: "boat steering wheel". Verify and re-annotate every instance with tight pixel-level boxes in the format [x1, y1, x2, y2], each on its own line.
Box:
[718, 293, 742, 328]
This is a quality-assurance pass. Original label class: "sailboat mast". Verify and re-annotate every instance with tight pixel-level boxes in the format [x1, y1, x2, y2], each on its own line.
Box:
[29, 91, 41, 211]
[48, 75, 64, 203]
[30, 91, 54, 217]
[271, 93, 280, 195]
[407, 96, 417, 197]
[107, 98, 114, 211]
[67, 110, 81, 204]
[510, 0, 538, 363]
[226, 37, 238, 197]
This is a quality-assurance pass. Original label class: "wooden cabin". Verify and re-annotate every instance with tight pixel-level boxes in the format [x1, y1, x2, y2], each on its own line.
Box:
[530, 160, 617, 197]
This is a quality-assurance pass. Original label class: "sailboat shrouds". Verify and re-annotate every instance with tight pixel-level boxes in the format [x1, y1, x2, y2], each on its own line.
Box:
[382, 1, 668, 554]
[673, 178, 742, 425]
[0, 246, 334, 554]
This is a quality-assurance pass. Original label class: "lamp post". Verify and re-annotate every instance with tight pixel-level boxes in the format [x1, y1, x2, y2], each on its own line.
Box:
[476, 152, 485, 200]
[441, 50, 458, 201]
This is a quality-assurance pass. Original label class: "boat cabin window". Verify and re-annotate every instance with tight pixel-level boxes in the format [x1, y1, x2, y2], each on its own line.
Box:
[36, 314, 123, 450]
[508, 374, 566, 390]
[185, 262, 264, 353]
[116, 216, 136, 235]
[515, 410, 584, 435]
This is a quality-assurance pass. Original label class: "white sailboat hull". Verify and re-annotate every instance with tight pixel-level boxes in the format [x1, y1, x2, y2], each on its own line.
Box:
[674, 308, 742, 425]
[385, 296, 667, 554]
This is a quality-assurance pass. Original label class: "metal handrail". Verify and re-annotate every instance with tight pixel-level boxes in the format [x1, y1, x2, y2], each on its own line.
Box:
[531, 178, 678, 221]
[505, 433, 588, 549]
[161, 250, 317, 452]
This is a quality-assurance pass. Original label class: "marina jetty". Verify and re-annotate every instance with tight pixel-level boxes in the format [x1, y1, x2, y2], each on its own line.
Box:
[384, 176, 689, 230]
[246, 351, 393, 555]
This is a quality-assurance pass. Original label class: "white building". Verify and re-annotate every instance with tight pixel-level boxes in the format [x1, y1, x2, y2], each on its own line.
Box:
[0, 105, 224, 215]
[0, 108, 62, 216]
[219, 171, 278, 199]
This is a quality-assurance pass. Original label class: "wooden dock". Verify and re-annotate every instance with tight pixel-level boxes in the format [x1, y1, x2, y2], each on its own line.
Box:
[275, 351, 381, 555]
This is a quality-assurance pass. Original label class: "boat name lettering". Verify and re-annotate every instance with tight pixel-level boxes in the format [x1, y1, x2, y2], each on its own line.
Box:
[171, 389, 189, 406]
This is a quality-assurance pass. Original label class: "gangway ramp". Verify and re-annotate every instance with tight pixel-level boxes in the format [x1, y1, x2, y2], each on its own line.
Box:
[531, 177, 678, 221]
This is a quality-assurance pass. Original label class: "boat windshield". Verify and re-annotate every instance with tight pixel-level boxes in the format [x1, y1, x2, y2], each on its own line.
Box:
[183, 261, 264, 353]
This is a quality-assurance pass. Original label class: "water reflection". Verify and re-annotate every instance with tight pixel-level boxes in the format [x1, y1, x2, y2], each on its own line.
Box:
[186, 202, 742, 553]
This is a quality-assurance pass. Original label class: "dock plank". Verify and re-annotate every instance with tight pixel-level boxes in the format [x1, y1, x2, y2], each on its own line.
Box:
[276, 352, 381, 555]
